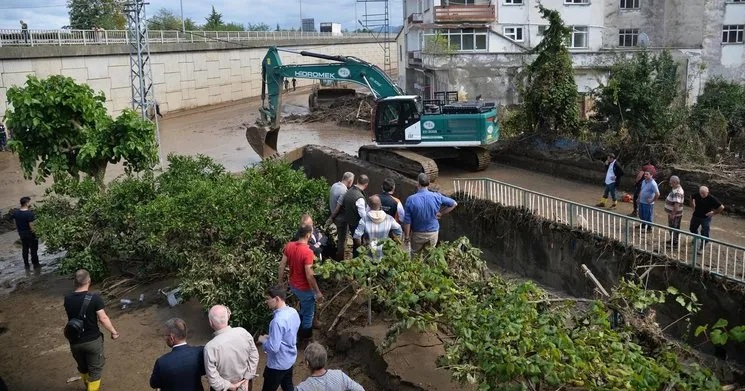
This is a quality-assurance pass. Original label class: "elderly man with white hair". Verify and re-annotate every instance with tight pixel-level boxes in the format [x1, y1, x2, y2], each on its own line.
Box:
[690, 185, 725, 251]
[664, 175, 685, 246]
[204, 305, 260, 391]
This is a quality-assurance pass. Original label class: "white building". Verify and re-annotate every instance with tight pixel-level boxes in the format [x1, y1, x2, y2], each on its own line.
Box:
[397, 0, 745, 105]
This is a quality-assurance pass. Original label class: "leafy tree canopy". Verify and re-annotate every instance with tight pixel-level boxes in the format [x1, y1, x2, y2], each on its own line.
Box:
[203, 5, 224, 30]
[521, 5, 579, 138]
[67, 0, 125, 29]
[592, 50, 682, 144]
[147, 8, 198, 31]
[4, 75, 158, 187]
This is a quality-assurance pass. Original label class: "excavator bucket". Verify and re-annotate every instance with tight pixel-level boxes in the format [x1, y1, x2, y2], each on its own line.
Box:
[245, 124, 279, 159]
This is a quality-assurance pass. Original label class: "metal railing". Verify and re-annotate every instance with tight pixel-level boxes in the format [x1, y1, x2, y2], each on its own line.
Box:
[0, 29, 378, 47]
[453, 178, 745, 284]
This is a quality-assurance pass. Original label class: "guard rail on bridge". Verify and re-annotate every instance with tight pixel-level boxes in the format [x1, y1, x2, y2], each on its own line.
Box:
[0, 29, 378, 47]
[453, 178, 745, 284]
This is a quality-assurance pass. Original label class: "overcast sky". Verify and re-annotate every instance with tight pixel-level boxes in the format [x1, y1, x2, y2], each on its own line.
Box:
[0, 0, 403, 31]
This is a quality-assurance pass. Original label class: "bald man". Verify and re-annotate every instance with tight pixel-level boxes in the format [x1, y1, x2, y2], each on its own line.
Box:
[353, 195, 402, 259]
[690, 186, 724, 250]
[204, 305, 259, 391]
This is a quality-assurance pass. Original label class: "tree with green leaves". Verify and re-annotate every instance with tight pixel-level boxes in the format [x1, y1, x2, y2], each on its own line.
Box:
[690, 77, 745, 155]
[246, 23, 271, 32]
[67, 0, 125, 29]
[204, 6, 224, 30]
[593, 50, 682, 145]
[521, 5, 579, 139]
[147, 8, 198, 31]
[4, 75, 158, 188]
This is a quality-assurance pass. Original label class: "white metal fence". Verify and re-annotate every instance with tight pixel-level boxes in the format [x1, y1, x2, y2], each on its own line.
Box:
[0, 29, 378, 47]
[453, 178, 745, 284]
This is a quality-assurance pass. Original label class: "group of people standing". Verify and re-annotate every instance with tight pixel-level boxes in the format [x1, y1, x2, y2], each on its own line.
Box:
[596, 154, 724, 249]
[57, 170, 457, 391]
[326, 171, 457, 260]
[64, 268, 363, 391]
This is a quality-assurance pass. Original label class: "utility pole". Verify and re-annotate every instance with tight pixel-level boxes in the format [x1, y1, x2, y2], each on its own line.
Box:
[124, 0, 162, 165]
[180, 0, 186, 32]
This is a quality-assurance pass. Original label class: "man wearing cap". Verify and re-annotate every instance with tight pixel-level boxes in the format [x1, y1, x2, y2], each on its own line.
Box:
[403, 173, 457, 254]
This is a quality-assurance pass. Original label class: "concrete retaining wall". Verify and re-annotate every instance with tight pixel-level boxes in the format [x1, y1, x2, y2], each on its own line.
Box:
[439, 197, 745, 364]
[0, 40, 396, 117]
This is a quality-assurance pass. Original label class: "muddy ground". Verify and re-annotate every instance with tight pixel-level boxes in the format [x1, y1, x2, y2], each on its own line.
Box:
[2, 88, 745, 389]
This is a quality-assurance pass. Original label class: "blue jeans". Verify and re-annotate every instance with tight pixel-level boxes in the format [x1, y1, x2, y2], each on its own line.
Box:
[290, 286, 316, 329]
[639, 203, 653, 229]
[602, 183, 617, 201]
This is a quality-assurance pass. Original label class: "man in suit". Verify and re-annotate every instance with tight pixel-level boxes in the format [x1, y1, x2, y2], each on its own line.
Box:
[150, 318, 206, 391]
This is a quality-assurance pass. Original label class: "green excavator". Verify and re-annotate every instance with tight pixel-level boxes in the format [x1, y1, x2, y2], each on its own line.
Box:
[245, 46, 500, 180]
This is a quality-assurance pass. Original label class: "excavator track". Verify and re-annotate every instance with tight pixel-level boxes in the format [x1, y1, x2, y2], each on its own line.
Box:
[358, 145, 439, 181]
[459, 147, 492, 172]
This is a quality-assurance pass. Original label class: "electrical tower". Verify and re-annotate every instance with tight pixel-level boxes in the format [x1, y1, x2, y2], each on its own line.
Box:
[356, 0, 392, 76]
[124, 0, 161, 163]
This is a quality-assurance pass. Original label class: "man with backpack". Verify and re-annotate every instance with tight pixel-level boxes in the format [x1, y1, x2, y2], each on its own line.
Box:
[64, 269, 120, 391]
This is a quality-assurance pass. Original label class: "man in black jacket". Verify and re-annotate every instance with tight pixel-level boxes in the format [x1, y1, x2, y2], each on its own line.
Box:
[150, 318, 205, 391]
[596, 153, 624, 209]
[328, 175, 369, 258]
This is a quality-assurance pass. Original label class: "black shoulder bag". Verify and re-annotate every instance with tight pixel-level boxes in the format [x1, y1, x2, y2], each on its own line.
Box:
[64, 294, 93, 342]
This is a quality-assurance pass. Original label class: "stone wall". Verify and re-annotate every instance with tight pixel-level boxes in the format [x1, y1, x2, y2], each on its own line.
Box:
[0, 39, 396, 117]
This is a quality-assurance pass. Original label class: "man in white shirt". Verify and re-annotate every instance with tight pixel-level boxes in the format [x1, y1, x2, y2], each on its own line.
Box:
[596, 153, 624, 209]
[204, 305, 260, 391]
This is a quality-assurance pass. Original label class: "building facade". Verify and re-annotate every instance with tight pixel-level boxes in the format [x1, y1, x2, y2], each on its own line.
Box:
[397, 0, 745, 105]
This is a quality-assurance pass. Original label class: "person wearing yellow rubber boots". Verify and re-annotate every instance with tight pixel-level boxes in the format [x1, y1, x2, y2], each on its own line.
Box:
[64, 270, 120, 391]
[596, 153, 624, 209]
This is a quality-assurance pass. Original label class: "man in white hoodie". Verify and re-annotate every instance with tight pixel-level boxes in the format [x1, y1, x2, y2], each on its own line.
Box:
[353, 195, 402, 259]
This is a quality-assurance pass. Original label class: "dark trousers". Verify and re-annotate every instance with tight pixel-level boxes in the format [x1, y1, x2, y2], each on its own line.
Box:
[70, 335, 105, 380]
[632, 181, 642, 213]
[20, 232, 39, 267]
[261, 366, 294, 391]
[667, 214, 682, 243]
[690, 215, 712, 248]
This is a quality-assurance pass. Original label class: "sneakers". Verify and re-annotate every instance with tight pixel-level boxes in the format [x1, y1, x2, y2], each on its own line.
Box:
[595, 202, 606, 207]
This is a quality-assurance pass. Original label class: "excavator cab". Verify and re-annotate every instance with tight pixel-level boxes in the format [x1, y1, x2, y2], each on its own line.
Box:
[372, 97, 422, 145]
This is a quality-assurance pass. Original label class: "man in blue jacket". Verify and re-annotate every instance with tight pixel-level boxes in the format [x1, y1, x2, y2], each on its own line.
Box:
[150, 318, 206, 391]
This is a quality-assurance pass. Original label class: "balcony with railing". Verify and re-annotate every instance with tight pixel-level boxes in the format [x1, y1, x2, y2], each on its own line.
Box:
[433, 4, 496, 23]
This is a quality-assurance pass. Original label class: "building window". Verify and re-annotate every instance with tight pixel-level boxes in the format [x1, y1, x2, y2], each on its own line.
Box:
[722, 25, 744, 43]
[568, 26, 589, 48]
[620, 0, 640, 9]
[504, 0, 523, 4]
[445, 0, 475, 5]
[565, 0, 590, 4]
[618, 28, 639, 46]
[538, 25, 547, 36]
[726, 0, 744, 3]
[424, 28, 488, 52]
[503, 26, 524, 41]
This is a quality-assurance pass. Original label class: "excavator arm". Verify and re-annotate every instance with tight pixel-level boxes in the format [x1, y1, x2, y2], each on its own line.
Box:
[247, 46, 403, 157]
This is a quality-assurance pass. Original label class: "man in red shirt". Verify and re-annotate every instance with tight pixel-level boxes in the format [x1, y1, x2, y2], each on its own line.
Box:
[278, 225, 323, 344]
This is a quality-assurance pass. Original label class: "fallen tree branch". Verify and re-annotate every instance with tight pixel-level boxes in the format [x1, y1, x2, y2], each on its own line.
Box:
[327, 287, 363, 333]
[319, 283, 351, 315]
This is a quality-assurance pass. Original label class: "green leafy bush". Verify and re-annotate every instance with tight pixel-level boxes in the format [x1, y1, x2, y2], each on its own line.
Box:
[317, 239, 720, 390]
[35, 155, 328, 329]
